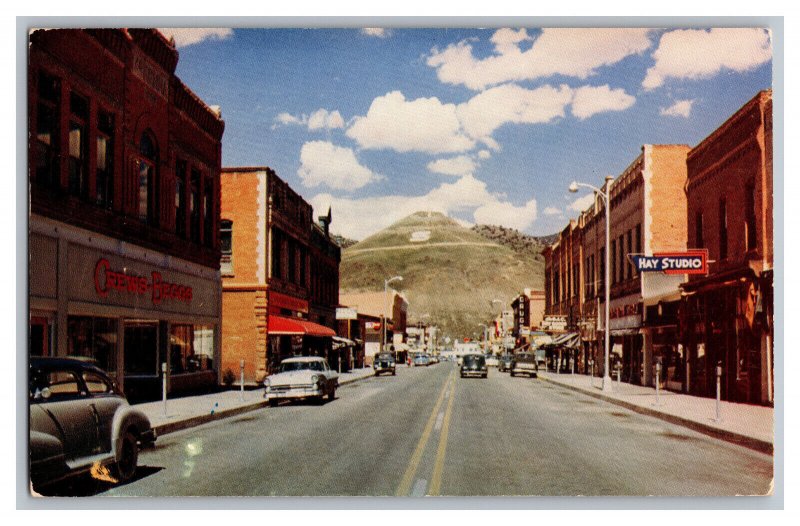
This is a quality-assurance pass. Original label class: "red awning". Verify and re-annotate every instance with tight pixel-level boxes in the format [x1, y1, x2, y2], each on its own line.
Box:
[268, 315, 336, 337]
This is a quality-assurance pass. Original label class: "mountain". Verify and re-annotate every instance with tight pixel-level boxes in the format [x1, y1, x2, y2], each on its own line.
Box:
[339, 212, 545, 342]
[470, 224, 549, 265]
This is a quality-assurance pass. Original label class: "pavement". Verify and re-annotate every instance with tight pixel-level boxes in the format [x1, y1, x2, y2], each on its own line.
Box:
[134, 366, 378, 437]
[537, 370, 774, 454]
[133, 363, 773, 456]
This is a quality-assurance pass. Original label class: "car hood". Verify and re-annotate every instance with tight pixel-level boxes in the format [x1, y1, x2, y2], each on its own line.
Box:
[267, 370, 321, 386]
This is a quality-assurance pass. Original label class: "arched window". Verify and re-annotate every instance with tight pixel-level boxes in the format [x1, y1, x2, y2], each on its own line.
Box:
[137, 132, 159, 225]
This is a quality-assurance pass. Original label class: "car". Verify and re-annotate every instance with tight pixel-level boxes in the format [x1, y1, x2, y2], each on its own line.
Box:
[29, 357, 157, 489]
[460, 354, 488, 378]
[263, 356, 339, 406]
[535, 349, 547, 368]
[510, 352, 539, 377]
[373, 353, 396, 376]
[428, 355, 439, 364]
[498, 354, 513, 372]
[413, 354, 430, 367]
[485, 354, 500, 368]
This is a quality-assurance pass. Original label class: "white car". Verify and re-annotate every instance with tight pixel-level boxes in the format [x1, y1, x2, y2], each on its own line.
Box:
[485, 354, 500, 368]
[263, 357, 339, 407]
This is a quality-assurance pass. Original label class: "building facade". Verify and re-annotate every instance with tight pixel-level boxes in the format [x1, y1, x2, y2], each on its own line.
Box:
[679, 90, 773, 405]
[339, 291, 408, 364]
[220, 167, 339, 384]
[28, 29, 225, 399]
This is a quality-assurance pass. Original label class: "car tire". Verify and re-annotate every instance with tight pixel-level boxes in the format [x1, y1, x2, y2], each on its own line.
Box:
[114, 430, 139, 483]
[392, 371, 396, 376]
[510, 371, 515, 377]
[328, 386, 336, 401]
[269, 398, 279, 407]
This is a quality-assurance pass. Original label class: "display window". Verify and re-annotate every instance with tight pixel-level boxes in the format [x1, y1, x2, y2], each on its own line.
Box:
[67, 316, 118, 374]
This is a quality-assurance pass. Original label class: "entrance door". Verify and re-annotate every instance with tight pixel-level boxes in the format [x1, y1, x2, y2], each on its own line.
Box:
[124, 321, 159, 376]
[29, 316, 51, 356]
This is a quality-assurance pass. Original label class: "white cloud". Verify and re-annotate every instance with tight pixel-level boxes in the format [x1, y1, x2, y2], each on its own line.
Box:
[568, 193, 596, 213]
[309, 175, 537, 239]
[361, 28, 390, 38]
[571, 85, 636, 120]
[428, 28, 653, 91]
[456, 83, 574, 142]
[273, 108, 345, 131]
[157, 28, 233, 48]
[643, 28, 772, 90]
[543, 207, 562, 216]
[308, 109, 345, 130]
[660, 99, 695, 118]
[427, 156, 476, 176]
[346, 91, 475, 154]
[297, 141, 378, 191]
[477, 150, 492, 160]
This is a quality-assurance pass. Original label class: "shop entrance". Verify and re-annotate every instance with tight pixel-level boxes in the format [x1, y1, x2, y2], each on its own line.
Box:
[29, 316, 51, 356]
[124, 321, 159, 376]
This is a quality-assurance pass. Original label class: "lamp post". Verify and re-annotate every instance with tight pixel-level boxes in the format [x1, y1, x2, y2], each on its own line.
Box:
[490, 299, 503, 350]
[570, 176, 614, 392]
[383, 275, 403, 357]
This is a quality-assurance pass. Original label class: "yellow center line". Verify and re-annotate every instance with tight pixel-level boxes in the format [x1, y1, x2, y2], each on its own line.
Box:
[395, 369, 455, 496]
[428, 375, 456, 496]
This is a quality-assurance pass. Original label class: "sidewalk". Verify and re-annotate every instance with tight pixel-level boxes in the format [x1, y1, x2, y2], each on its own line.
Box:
[134, 366, 377, 437]
[537, 370, 774, 454]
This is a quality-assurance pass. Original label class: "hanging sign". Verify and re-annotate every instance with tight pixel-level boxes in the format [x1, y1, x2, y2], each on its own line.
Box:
[632, 250, 708, 275]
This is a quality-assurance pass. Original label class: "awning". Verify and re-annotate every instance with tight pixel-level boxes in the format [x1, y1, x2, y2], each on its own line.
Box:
[549, 332, 581, 349]
[332, 336, 356, 349]
[268, 315, 337, 337]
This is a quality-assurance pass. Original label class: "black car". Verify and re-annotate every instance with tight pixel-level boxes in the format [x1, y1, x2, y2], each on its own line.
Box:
[510, 352, 539, 377]
[29, 357, 156, 489]
[460, 354, 488, 378]
[498, 354, 513, 372]
[373, 353, 396, 376]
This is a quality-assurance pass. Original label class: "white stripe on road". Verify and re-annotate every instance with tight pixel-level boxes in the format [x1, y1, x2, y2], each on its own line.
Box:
[434, 411, 445, 431]
[411, 478, 427, 497]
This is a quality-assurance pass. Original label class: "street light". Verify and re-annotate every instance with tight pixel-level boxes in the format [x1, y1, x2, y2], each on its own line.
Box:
[570, 176, 614, 392]
[383, 275, 403, 357]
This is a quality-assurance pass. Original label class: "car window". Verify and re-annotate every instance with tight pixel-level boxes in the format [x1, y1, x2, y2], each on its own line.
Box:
[83, 371, 114, 394]
[30, 370, 82, 399]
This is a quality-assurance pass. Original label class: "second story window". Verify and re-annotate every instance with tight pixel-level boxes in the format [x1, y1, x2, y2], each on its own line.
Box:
[35, 71, 61, 189]
[190, 168, 201, 243]
[95, 111, 114, 209]
[746, 179, 758, 252]
[220, 219, 233, 275]
[204, 178, 214, 248]
[175, 160, 187, 238]
[138, 132, 158, 225]
[68, 92, 89, 198]
[719, 198, 728, 260]
[695, 211, 704, 249]
[611, 240, 617, 285]
[626, 229, 633, 280]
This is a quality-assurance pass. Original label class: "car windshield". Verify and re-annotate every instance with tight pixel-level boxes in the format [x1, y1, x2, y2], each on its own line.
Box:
[376, 354, 394, 362]
[463, 355, 484, 364]
[280, 360, 323, 372]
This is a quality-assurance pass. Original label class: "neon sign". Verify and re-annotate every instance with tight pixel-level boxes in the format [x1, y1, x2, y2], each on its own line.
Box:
[94, 258, 193, 304]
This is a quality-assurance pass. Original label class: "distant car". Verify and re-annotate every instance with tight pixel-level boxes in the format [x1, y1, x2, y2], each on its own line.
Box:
[373, 353, 396, 376]
[498, 354, 513, 372]
[485, 354, 499, 368]
[413, 354, 430, 367]
[460, 354, 488, 378]
[263, 356, 339, 406]
[535, 349, 547, 368]
[29, 357, 157, 489]
[510, 353, 539, 378]
[428, 355, 439, 364]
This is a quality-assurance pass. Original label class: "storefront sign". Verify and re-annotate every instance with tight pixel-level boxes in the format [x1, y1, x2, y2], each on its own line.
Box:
[542, 316, 567, 331]
[94, 258, 193, 304]
[633, 250, 708, 275]
[336, 307, 358, 320]
[365, 321, 382, 331]
[610, 302, 642, 319]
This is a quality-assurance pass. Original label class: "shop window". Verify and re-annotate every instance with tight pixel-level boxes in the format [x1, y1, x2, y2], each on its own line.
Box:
[175, 160, 187, 238]
[719, 198, 728, 260]
[169, 324, 193, 373]
[138, 133, 159, 226]
[220, 219, 233, 275]
[190, 168, 201, 243]
[67, 316, 118, 374]
[746, 180, 757, 252]
[192, 325, 215, 371]
[35, 71, 61, 189]
[96, 111, 114, 208]
[68, 92, 89, 197]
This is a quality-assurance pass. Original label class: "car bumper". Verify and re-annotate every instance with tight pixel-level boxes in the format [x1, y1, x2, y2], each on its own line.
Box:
[265, 386, 323, 400]
[460, 370, 487, 377]
[374, 366, 395, 373]
[512, 368, 538, 376]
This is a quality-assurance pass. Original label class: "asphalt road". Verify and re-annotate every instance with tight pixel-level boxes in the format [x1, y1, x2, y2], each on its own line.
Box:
[89, 362, 771, 497]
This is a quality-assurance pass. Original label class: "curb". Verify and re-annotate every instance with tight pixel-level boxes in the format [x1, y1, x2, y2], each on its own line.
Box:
[538, 375, 773, 456]
[150, 372, 375, 437]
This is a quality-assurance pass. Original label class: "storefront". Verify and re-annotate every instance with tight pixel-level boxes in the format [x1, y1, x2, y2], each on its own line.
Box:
[29, 217, 222, 400]
[266, 315, 336, 374]
[608, 296, 643, 384]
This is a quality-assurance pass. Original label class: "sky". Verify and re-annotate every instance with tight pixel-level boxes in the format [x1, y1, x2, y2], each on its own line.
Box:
[159, 26, 773, 240]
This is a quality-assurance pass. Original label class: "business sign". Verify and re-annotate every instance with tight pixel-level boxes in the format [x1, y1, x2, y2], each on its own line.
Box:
[336, 307, 358, 320]
[541, 316, 567, 331]
[632, 250, 708, 275]
[365, 321, 382, 331]
[94, 258, 192, 304]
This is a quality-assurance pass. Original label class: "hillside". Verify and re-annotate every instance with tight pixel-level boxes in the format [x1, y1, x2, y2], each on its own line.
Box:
[470, 224, 548, 265]
[340, 212, 545, 341]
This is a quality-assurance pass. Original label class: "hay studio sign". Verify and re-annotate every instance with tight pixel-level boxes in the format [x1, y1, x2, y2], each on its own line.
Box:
[632, 250, 708, 275]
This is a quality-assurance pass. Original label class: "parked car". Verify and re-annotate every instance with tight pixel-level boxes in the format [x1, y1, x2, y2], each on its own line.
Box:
[413, 353, 431, 367]
[373, 353, 396, 376]
[29, 357, 157, 489]
[263, 356, 339, 406]
[498, 354, 513, 372]
[510, 353, 539, 378]
[460, 354, 488, 378]
[485, 354, 500, 368]
[535, 349, 547, 368]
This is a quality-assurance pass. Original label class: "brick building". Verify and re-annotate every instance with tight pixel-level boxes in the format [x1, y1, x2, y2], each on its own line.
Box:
[339, 291, 408, 364]
[28, 29, 225, 399]
[679, 90, 773, 405]
[219, 167, 339, 384]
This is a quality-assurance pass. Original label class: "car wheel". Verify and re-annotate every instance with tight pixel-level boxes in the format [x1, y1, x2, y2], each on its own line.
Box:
[510, 371, 515, 377]
[375, 371, 380, 376]
[269, 398, 279, 407]
[328, 386, 336, 401]
[114, 430, 139, 483]
[392, 371, 396, 376]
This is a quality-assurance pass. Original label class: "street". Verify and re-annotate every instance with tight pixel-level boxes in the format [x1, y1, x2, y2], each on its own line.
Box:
[91, 362, 771, 497]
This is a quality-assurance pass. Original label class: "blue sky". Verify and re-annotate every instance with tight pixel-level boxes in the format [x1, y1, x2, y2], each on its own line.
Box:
[161, 27, 772, 239]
